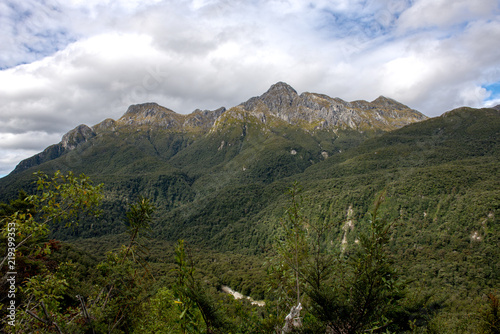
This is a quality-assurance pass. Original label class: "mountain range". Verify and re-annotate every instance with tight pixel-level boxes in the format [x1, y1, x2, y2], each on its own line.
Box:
[9, 82, 426, 175]
[0, 82, 499, 330]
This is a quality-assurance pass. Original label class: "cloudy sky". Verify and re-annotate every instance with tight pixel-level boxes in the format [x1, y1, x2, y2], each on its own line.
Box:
[1, 0, 499, 176]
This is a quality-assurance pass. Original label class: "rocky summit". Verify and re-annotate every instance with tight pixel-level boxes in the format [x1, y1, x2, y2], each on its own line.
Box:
[237, 82, 427, 131]
[1, 81, 499, 334]
[12, 82, 427, 175]
[103, 82, 426, 134]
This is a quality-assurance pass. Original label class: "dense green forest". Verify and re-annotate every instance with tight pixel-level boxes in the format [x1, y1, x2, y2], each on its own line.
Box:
[1, 106, 499, 333]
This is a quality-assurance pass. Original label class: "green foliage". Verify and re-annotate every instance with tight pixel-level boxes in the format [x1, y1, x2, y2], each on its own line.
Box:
[173, 239, 203, 333]
[30, 170, 103, 227]
[173, 239, 227, 333]
[0, 170, 100, 261]
[90, 249, 149, 333]
[331, 193, 401, 333]
[478, 293, 500, 334]
[132, 287, 183, 333]
[22, 270, 69, 313]
[122, 196, 155, 273]
[83, 197, 157, 333]
[275, 182, 308, 307]
[273, 190, 405, 333]
[0, 171, 103, 333]
[0, 107, 498, 332]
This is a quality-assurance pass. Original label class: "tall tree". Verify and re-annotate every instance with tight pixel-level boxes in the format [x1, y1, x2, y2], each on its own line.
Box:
[306, 192, 402, 333]
[274, 188, 404, 333]
[0, 171, 103, 333]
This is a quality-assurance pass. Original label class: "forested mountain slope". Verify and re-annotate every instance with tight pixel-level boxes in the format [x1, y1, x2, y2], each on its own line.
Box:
[1, 85, 499, 332]
[0, 82, 428, 244]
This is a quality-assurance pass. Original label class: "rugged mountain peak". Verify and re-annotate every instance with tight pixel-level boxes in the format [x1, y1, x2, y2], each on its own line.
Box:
[371, 96, 410, 110]
[236, 82, 427, 131]
[10, 83, 429, 175]
[117, 103, 182, 128]
[114, 102, 226, 131]
[61, 124, 95, 150]
[92, 118, 116, 133]
[11, 124, 95, 174]
[492, 104, 500, 111]
[183, 107, 226, 129]
[258, 81, 300, 112]
[122, 102, 175, 117]
[263, 81, 298, 97]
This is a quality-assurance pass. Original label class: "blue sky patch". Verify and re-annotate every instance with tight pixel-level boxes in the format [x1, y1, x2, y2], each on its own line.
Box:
[315, 6, 394, 43]
[0, 1, 74, 69]
[483, 82, 500, 101]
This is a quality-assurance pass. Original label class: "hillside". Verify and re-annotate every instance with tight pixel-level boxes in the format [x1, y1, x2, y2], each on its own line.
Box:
[0, 85, 499, 333]
[0, 82, 427, 239]
[7, 82, 426, 176]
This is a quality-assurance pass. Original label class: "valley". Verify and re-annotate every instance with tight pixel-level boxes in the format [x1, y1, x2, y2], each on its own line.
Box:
[0, 83, 499, 333]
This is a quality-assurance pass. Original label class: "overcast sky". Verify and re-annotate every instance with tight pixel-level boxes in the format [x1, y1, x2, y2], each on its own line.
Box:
[1, 0, 499, 176]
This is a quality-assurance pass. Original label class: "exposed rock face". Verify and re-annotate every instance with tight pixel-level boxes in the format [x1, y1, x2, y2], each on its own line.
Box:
[115, 102, 226, 131]
[12, 104, 226, 174]
[183, 107, 226, 130]
[92, 118, 116, 133]
[12, 144, 65, 174]
[61, 124, 95, 150]
[258, 81, 301, 113]
[68, 83, 427, 142]
[12, 124, 95, 174]
[117, 103, 182, 128]
[238, 82, 427, 131]
[11, 82, 428, 174]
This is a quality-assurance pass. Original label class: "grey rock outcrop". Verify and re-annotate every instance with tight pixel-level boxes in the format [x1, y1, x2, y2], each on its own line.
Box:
[115, 102, 226, 131]
[12, 124, 95, 174]
[61, 124, 95, 150]
[238, 82, 427, 131]
[11, 82, 428, 174]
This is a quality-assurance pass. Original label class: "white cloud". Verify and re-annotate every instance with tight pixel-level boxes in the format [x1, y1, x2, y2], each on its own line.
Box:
[397, 0, 498, 31]
[484, 98, 500, 108]
[0, 149, 40, 176]
[0, 0, 499, 176]
[0, 132, 62, 150]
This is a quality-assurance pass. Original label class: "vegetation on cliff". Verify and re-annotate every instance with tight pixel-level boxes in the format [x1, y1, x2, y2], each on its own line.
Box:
[0, 85, 499, 332]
